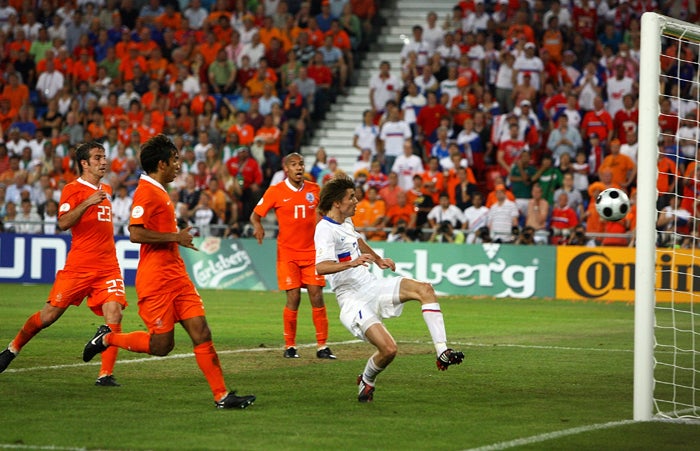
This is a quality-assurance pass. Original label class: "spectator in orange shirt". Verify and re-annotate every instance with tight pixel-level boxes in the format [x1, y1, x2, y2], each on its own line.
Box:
[255, 114, 282, 174]
[1, 72, 28, 111]
[421, 156, 445, 205]
[354, 185, 387, 241]
[146, 46, 168, 82]
[190, 83, 216, 117]
[384, 189, 417, 230]
[228, 111, 256, 146]
[156, 4, 182, 31]
[119, 44, 147, 82]
[71, 49, 98, 85]
[598, 139, 636, 190]
[198, 31, 223, 67]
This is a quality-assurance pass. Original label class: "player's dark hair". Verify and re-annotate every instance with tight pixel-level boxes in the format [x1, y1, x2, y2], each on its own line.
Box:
[75, 141, 105, 175]
[318, 175, 354, 216]
[140, 134, 177, 174]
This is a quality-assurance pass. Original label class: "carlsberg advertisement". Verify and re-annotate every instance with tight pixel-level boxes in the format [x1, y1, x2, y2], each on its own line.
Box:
[180, 239, 556, 299]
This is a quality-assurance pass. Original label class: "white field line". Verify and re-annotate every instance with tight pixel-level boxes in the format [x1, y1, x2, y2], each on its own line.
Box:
[0, 446, 87, 451]
[2, 340, 363, 373]
[2, 340, 633, 374]
[463, 420, 638, 451]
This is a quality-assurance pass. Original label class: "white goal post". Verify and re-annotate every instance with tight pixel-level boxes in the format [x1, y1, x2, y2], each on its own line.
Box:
[636, 12, 700, 421]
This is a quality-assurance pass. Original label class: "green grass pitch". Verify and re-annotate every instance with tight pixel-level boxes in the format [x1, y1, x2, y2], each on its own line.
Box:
[0, 284, 698, 450]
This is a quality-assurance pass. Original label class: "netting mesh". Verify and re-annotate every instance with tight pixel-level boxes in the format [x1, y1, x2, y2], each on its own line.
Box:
[653, 21, 700, 419]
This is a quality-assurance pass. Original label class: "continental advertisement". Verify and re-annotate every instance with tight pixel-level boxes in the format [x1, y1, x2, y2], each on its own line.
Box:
[556, 246, 700, 302]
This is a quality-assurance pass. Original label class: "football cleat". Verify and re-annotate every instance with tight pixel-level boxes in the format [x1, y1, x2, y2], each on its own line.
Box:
[357, 374, 375, 402]
[436, 348, 465, 371]
[83, 325, 111, 362]
[95, 375, 120, 387]
[215, 391, 256, 409]
[316, 347, 337, 359]
[0, 348, 17, 373]
[283, 347, 299, 358]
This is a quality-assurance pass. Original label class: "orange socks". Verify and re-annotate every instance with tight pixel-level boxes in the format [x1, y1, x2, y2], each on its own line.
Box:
[10, 311, 44, 352]
[105, 330, 151, 354]
[283, 307, 298, 348]
[193, 341, 227, 401]
[98, 323, 121, 378]
[312, 306, 329, 348]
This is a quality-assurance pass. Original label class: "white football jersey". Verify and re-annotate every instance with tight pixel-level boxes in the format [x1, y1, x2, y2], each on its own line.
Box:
[315, 217, 375, 301]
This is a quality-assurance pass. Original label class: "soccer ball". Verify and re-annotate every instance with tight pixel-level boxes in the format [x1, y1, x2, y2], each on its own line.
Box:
[595, 188, 630, 221]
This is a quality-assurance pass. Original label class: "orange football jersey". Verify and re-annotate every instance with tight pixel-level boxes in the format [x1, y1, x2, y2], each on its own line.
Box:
[130, 175, 189, 297]
[253, 179, 320, 261]
[58, 178, 119, 271]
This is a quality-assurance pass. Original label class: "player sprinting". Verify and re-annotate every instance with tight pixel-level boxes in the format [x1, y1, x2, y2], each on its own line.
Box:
[0, 142, 127, 386]
[82, 134, 255, 409]
[313, 176, 463, 402]
[250, 152, 335, 360]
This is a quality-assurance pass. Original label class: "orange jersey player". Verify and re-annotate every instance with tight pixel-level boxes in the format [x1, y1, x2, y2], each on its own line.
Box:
[82, 134, 255, 409]
[250, 152, 336, 360]
[0, 142, 127, 387]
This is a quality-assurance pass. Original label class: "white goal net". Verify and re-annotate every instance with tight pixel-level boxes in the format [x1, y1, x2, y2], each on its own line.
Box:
[636, 12, 700, 421]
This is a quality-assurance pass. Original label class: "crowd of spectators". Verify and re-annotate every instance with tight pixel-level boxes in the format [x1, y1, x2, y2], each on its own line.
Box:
[325, 0, 698, 247]
[0, 0, 697, 249]
[0, 0, 380, 237]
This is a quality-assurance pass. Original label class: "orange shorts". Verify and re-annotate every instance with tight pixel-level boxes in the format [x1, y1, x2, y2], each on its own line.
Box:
[276, 258, 325, 291]
[137, 279, 205, 335]
[48, 269, 127, 315]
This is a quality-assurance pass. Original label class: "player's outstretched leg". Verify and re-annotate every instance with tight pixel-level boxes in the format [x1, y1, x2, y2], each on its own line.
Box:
[83, 325, 111, 362]
[436, 349, 465, 371]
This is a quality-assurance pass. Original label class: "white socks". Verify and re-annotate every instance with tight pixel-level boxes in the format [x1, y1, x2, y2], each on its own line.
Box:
[422, 303, 448, 356]
[362, 356, 384, 385]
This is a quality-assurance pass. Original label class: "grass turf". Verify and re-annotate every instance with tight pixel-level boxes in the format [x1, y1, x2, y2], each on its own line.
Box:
[0, 285, 698, 450]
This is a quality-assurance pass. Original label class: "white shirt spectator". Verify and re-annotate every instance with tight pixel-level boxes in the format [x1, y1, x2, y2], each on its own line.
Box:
[423, 24, 444, 52]
[380, 120, 412, 158]
[391, 153, 424, 191]
[462, 10, 491, 34]
[427, 204, 465, 227]
[184, 4, 208, 30]
[42, 212, 58, 234]
[439, 78, 459, 105]
[353, 123, 380, 155]
[487, 199, 519, 242]
[467, 44, 486, 74]
[413, 73, 438, 95]
[112, 192, 132, 236]
[401, 92, 426, 126]
[606, 75, 634, 117]
[35, 69, 65, 101]
[513, 55, 544, 90]
[369, 71, 401, 112]
[400, 39, 432, 68]
[463, 204, 489, 243]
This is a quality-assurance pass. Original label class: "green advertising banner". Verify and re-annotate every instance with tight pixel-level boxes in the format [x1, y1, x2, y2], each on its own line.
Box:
[181, 237, 279, 290]
[369, 242, 556, 298]
[180, 238, 556, 299]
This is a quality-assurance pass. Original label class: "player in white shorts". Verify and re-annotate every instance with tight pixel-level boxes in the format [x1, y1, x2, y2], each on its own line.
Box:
[314, 176, 464, 402]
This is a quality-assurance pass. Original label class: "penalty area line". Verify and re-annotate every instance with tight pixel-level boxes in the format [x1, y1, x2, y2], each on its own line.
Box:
[463, 419, 637, 451]
[3, 339, 363, 374]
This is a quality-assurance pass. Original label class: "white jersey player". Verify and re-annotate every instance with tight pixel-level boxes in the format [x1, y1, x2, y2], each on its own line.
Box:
[314, 176, 463, 403]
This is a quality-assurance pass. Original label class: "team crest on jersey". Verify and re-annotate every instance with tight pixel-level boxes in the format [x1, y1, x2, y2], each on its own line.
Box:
[306, 193, 315, 203]
[131, 206, 144, 218]
[59, 203, 70, 212]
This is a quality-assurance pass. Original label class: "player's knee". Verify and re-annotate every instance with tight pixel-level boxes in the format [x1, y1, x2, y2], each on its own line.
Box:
[381, 342, 398, 361]
[150, 339, 175, 356]
[417, 281, 436, 302]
